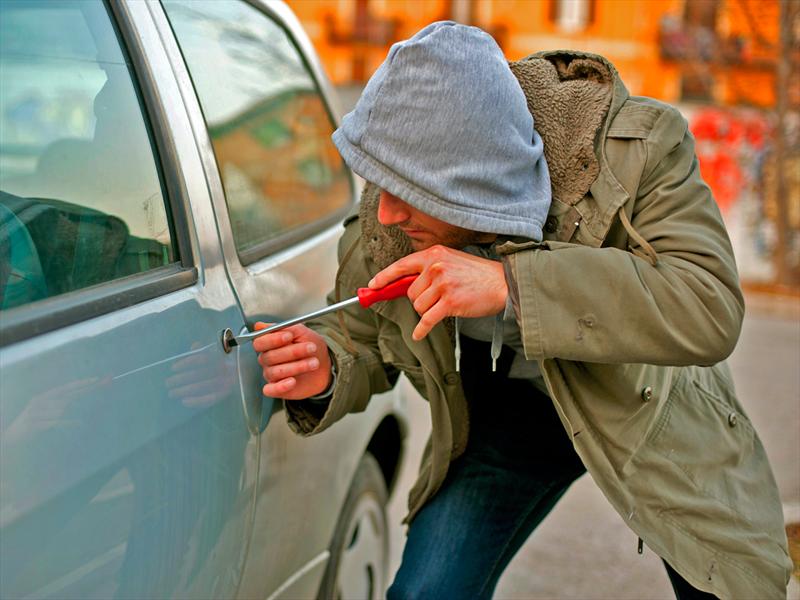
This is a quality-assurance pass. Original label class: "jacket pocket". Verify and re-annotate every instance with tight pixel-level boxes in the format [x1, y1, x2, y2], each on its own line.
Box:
[646, 369, 759, 520]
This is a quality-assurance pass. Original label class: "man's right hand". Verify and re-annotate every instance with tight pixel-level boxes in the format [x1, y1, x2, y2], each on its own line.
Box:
[252, 323, 332, 400]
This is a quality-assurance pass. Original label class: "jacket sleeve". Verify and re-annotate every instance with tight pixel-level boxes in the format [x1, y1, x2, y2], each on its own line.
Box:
[285, 227, 395, 436]
[500, 106, 745, 366]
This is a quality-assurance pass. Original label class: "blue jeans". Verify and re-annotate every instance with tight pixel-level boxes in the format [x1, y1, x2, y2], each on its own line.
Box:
[388, 358, 586, 600]
[388, 339, 716, 600]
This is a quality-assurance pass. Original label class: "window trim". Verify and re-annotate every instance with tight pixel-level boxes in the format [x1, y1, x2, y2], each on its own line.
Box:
[0, 0, 198, 346]
[237, 204, 350, 266]
[162, 0, 356, 267]
[108, 0, 195, 272]
[0, 265, 197, 347]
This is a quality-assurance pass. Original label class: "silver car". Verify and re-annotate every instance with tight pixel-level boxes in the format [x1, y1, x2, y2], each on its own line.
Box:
[0, 1, 408, 598]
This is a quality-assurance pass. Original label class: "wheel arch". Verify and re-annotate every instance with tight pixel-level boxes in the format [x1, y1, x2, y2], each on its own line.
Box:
[366, 415, 405, 496]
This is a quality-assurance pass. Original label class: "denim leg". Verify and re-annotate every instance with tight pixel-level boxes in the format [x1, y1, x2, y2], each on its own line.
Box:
[388, 365, 586, 600]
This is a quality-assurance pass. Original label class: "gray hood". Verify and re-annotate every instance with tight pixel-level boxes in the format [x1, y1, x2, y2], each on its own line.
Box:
[332, 21, 551, 241]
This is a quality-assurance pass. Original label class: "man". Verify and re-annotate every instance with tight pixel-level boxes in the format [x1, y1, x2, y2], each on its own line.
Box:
[253, 22, 791, 599]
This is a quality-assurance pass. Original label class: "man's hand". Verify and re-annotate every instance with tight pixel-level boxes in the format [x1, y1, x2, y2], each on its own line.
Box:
[252, 323, 332, 400]
[369, 245, 508, 341]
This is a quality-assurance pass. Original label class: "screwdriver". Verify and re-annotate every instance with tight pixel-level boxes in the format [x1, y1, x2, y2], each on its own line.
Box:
[223, 274, 418, 350]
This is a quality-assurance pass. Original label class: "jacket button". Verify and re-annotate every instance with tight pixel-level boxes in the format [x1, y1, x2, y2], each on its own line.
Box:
[728, 412, 738, 427]
[641, 386, 653, 402]
[544, 216, 558, 234]
[444, 372, 459, 385]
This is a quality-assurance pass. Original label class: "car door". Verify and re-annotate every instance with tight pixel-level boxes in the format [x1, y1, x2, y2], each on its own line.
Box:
[0, 1, 260, 598]
[154, 1, 402, 597]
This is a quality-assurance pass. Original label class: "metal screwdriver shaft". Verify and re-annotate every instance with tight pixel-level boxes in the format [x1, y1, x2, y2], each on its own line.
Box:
[223, 274, 418, 350]
[230, 296, 361, 346]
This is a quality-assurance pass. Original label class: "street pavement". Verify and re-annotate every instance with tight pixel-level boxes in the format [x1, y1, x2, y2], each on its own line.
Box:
[386, 293, 800, 599]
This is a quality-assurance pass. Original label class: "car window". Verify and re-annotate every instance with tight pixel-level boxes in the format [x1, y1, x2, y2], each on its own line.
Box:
[0, 0, 176, 311]
[162, 0, 351, 263]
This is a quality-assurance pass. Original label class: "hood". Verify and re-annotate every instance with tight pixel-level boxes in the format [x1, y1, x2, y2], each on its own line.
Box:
[332, 21, 551, 241]
[510, 50, 620, 207]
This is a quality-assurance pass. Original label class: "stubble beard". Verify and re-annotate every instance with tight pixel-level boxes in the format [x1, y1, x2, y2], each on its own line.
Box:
[407, 228, 496, 251]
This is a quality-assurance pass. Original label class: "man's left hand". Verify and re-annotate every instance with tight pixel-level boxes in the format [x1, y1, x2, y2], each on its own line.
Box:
[369, 245, 508, 341]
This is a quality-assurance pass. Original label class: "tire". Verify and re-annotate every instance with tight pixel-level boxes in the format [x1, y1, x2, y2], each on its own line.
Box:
[318, 453, 389, 600]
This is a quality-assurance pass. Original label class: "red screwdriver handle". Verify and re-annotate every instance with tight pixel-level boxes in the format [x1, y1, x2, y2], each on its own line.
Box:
[357, 275, 418, 309]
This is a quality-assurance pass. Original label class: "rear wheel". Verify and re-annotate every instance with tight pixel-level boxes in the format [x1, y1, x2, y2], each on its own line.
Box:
[318, 453, 389, 600]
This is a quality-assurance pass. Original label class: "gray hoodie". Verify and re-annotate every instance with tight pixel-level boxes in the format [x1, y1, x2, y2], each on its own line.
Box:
[332, 21, 551, 241]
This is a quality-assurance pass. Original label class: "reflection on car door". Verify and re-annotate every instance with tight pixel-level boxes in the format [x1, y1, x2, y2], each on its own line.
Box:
[0, 2, 259, 598]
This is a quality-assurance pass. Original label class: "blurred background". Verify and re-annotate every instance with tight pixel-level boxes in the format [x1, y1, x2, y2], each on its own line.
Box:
[285, 1, 800, 598]
[288, 0, 800, 291]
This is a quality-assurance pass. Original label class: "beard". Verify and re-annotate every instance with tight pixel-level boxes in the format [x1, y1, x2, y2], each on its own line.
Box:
[405, 226, 496, 251]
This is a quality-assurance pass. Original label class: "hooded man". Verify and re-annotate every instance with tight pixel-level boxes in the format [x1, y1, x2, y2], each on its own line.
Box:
[253, 22, 791, 599]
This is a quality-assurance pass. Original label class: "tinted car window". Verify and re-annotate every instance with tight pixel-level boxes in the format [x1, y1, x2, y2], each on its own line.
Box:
[162, 0, 351, 261]
[0, 0, 176, 311]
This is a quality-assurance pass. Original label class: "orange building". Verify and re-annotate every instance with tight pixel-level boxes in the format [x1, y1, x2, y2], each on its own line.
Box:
[288, 0, 789, 109]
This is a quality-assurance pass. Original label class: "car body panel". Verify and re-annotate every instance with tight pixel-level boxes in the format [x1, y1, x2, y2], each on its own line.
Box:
[0, 289, 257, 599]
[1, 2, 260, 596]
[0, 1, 407, 598]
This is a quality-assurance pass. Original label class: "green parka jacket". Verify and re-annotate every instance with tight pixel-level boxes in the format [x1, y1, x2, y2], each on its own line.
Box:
[285, 51, 792, 598]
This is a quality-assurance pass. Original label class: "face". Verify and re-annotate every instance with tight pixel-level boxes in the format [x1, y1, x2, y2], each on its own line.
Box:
[377, 190, 496, 251]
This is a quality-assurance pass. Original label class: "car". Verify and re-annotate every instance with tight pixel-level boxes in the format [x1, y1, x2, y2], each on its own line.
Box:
[0, 1, 408, 598]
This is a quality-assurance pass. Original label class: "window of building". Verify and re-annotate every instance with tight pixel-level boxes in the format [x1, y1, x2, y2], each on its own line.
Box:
[550, 0, 595, 33]
[162, 0, 352, 263]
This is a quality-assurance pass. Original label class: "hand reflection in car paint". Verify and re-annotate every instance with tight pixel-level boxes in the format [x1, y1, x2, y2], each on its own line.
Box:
[166, 342, 234, 408]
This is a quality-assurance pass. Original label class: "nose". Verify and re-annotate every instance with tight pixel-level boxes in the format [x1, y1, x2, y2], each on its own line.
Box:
[377, 190, 411, 226]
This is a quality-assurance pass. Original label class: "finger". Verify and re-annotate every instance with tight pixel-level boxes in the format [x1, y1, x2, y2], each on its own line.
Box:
[171, 353, 206, 370]
[406, 267, 436, 301]
[252, 329, 295, 353]
[58, 377, 100, 393]
[259, 341, 318, 367]
[412, 285, 441, 316]
[263, 377, 296, 398]
[182, 393, 222, 408]
[368, 254, 424, 289]
[166, 370, 200, 388]
[264, 357, 320, 382]
[413, 300, 449, 341]
[253, 322, 308, 338]
[168, 379, 218, 399]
